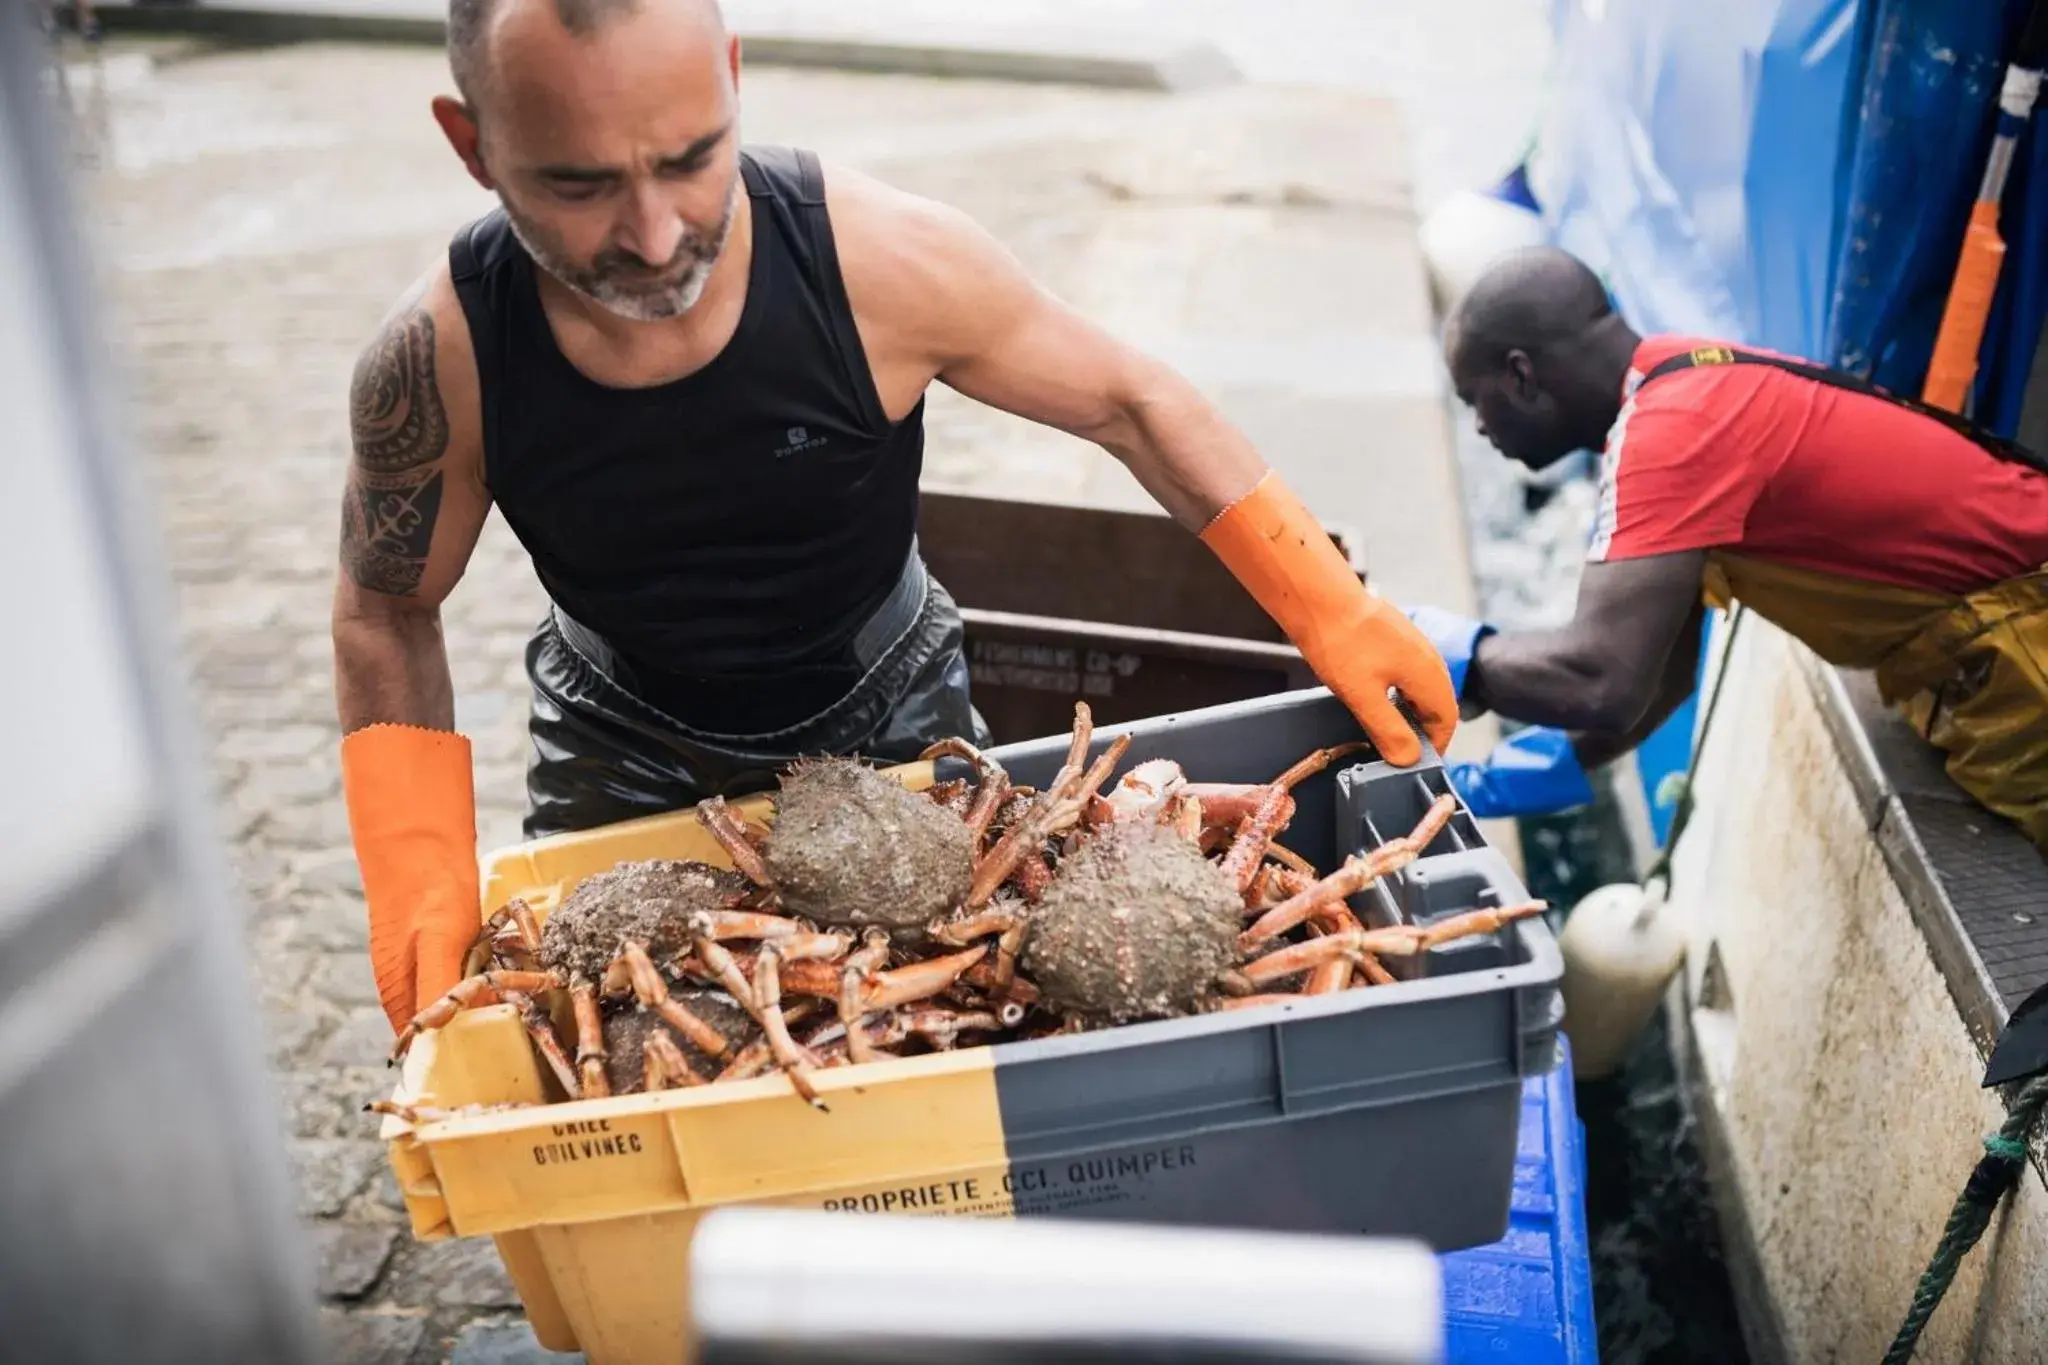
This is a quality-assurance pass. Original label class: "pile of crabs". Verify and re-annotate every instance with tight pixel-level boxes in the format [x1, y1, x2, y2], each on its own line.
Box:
[379, 705, 1542, 1117]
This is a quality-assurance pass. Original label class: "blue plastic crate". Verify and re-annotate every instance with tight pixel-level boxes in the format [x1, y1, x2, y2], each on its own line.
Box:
[1441, 1036, 1598, 1363]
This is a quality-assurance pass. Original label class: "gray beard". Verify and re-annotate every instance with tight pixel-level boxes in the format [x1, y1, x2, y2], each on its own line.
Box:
[504, 180, 738, 323]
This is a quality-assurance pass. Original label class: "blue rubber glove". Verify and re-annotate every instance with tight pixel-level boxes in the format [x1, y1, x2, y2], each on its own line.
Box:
[1446, 726, 1595, 819]
[1401, 606, 1496, 698]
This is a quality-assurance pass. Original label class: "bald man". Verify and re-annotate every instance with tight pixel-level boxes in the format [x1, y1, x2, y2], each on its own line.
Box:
[1408, 247, 2048, 852]
[334, 0, 1458, 1035]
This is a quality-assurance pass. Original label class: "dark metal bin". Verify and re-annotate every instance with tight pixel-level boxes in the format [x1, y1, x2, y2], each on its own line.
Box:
[918, 489, 1368, 743]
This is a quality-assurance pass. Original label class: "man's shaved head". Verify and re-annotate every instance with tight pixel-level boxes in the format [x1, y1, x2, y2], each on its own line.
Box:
[432, 0, 743, 322]
[1445, 247, 1614, 375]
[447, 0, 723, 107]
[1442, 247, 1638, 470]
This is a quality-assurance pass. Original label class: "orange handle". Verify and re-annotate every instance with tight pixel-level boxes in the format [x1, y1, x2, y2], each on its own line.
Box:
[1921, 203, 2007, 413]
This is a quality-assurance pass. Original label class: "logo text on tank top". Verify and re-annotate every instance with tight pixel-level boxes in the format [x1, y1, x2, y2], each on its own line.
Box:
[775, 425, 830, 458]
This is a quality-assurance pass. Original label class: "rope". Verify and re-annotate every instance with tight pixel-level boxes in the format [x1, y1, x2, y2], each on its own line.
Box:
[1641, 606, 1747, 886]
[1881, 1074, 2048, 1362]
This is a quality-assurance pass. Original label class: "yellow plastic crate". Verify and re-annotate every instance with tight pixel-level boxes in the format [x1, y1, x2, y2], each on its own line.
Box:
[381, 761, 1028, 1363]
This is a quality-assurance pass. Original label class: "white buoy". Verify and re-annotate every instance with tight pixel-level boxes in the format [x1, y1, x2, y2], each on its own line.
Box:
[1557, 878, 1687, 1081]
[1418, 188, 1549, 312]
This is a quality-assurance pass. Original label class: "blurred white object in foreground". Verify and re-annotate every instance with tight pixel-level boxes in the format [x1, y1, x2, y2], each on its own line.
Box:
[691, 1207, 1443, 1363]
[0, 12, 318, 1362]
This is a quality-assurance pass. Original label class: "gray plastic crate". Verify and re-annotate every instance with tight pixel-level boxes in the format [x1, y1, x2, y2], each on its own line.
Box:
[930, 688, 1565, 1252]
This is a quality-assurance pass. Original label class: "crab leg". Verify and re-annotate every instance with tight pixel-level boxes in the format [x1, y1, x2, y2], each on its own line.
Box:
[1171, 743, 1367, 827]
[926, 907, 1022, 947]
[780, 931, 857, 962]
[693, 936, 760, 1011]
[473, 897, 540, 954]
[920, 737, 1007, 786]
[1239, 933, 1400, 987]
[392, 969, 564, 1060]
[1271, 741, 1372, 792]
[1184, 742, 1373, 828]
[569, 979, 610, 1099]
[752, 945, 826, 1109]
[805, 1012, 909, 1064]
[698, 797, 774, 888]
[809, 1008, 1007, 1064]
[1046, 703, 1096, 795]
[1270, 865, 1317, 899]
[365, 1100, 539, 1124]
[962, 767, 1012, 852]
[620, 943, 736, 1058]
[679, 915, 851, 963]
[689, 910, 811, 942]
[989, 918, 1030, 996]
[1306, 956, 1356, 995]
[1245, 792, 1456, 952]
[1415, 900, 1548, 948]
[838, 931, 892, 1066]
[717, 1037, 777, 1082]
[1264, 841, 1317, 877]
[1240, 901, 1547, 986]
[642, 1029, 708, 1090]
[1401, 793, 1460, 856]
[1246, 863, 1292, 910]
[960, 961, 1040, 1007]
[500, 987, 582, 1098]
[1075, 733, 1133, 805]
[1219, 787, 1297, 894]
[755, 956, 840, 998]
[1214, 969, 1257, 998]
[503, 898, 545, 954]
[856, 945, 988, 1011]
[1238, 843, 1416, 951]
[1306, 903, 1392, 990]
[716, 1001, 824, 1082]
[898, 1008, 1005, 1050]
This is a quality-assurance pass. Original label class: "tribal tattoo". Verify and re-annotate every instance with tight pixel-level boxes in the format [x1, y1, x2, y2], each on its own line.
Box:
[349, 306, 448, 473]
[341, 467, 444, 596]
[342, 303, 449, 595]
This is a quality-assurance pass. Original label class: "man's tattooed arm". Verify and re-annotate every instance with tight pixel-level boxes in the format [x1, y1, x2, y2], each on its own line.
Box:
[332, 281, 489, 734]
[341, 304, 450, 597]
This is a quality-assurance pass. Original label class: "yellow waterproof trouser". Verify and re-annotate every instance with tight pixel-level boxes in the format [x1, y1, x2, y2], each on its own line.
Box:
[1702, 553, 2048, 851]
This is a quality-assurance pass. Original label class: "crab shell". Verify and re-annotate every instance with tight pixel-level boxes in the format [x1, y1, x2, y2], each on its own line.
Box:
[1021, 822, 1241, 1023]
[601, 990, 755, 1095]
[764, 758, 974, 935]
[537, 859, 747, 982]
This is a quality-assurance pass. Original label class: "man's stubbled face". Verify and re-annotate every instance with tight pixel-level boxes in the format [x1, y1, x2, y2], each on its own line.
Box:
[500, 167, 739, 322]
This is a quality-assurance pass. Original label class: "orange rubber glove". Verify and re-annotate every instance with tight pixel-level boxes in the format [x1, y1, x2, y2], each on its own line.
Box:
[340, 724, 482, 1036]
[1200, 472, 1458, 766]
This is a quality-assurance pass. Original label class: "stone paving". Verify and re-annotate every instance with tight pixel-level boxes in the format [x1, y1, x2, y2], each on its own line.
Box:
[60, 31, 1511, 1362]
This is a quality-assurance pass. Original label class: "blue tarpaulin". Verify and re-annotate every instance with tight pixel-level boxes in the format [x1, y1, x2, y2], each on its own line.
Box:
[1828, 0, 2047, 428]
[1526, 0, 2046, 843]
[1533, 0, 2044, 412]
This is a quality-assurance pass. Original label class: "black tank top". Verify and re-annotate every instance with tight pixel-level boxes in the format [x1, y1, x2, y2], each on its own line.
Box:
[450, 146, 925, 733]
